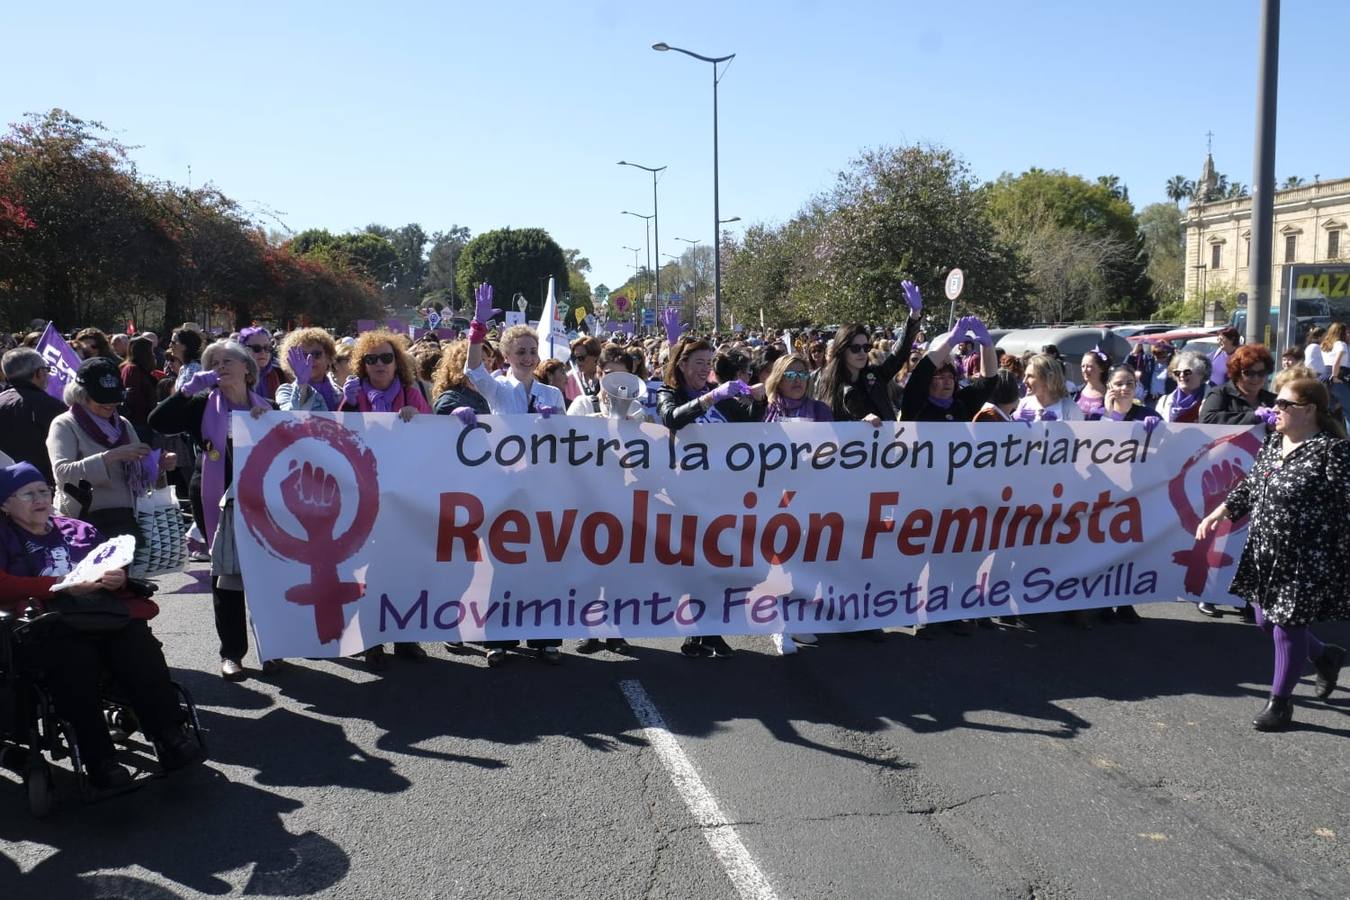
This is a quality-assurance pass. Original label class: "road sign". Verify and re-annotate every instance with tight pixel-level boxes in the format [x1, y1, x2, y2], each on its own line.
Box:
[945, 268, 965, 301]
[670, 293, 683, 304]
[614, 295, 631, 313]
[642, 309, 656, 326]
[515, 293, 528, 313]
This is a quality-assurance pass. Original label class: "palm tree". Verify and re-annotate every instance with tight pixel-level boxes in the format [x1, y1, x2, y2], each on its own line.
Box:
[1165, 175, 1193, 205]
[1281, 175, 1305, 189]
[1225, 181, 1249, 199]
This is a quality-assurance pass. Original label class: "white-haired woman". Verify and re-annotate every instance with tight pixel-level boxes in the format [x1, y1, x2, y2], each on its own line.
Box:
[1156, 351, 1210, 423]
[48, 357, 166, 543]
[149, 340, 271, 681]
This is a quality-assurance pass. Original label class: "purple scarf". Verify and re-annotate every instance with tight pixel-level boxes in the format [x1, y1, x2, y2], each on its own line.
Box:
[765, 397, 819, 422]
[928, 394, 955, 410]
[364, 377, 404, 413]
[1167, 386, 1202, 422]
[70, 404, 155, 495]
[311, 377, 340, 411]
[200, 385, 268, 548]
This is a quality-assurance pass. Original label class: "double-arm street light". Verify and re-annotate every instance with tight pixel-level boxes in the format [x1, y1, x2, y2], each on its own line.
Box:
[653, 41, 735, 331]
[618, 161, 666, 303]
[621, 210, 655, 299]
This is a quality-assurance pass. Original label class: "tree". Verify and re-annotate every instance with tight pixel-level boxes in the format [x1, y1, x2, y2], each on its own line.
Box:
[1137, 202, 1186, 310]
[1225, 181, 1250, 199]
[290, 229, 398, 286]
[985, 168, 1153, 319]
[454, 227, 569, 321]
[1165, 175, 1194, 205]
[815, 145, 1027, 327]
[424, 225, 471, 311]
[563, 248, 591, 274]
[1281, 176, 1305, 189]
[365, 222, 429, 302]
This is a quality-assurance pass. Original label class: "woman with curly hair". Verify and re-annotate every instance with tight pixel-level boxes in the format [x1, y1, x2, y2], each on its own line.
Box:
[430, 340, 490, 418]
[338, 329, 428, 669]
[275, 327, 340, 412]
[340, 329, 431, 422]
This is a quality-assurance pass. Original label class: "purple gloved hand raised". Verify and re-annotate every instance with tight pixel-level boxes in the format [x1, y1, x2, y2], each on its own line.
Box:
[287, 347, 312, 385]
[1142, 414, 1163, 434]
[1254, 406, 1278, 428]
[180, 369, 219, 396]
[536, 404, 559, 419]
[965, 316, 993, 347]
[473, 283, 501, 324]
[951, 315, 979, 344]
[451, 406, 478, 427]
[901, 280, 923, 316]
[660, 308, 685, 344]
[1040, 409, 1058, 422]
[706, 380, 751, 404]
[342, 375, 360, 407]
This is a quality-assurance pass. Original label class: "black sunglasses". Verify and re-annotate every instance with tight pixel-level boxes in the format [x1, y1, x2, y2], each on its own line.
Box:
[1273, 398, 1310, 410]
[248, 343, 271, 353]
[363, 352, 396, 366]
[846, 343, 870, 354]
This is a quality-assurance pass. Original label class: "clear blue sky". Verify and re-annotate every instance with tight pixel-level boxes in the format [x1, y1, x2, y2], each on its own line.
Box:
[5, 1, 1347, 296]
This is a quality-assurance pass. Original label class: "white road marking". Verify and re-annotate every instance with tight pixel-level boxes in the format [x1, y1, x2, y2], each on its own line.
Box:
[620, 679, 780, 900]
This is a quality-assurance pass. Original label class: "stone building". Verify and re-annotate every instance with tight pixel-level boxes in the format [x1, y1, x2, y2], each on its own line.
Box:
[1183, 155, 1350, 308]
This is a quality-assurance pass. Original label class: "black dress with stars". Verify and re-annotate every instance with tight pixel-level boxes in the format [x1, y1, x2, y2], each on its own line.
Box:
[1223, 430, 1350, 626]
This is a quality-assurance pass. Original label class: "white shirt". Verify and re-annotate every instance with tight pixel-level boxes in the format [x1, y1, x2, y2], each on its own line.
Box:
[1324, 341, 1347, 378]
[1011, 395, 1084, 422]
[1305, 342, 1327, 377]
[465, 363, 565, 414]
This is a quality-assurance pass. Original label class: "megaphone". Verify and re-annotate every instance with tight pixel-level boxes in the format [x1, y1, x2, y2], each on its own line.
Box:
[600, 371, 646, 420]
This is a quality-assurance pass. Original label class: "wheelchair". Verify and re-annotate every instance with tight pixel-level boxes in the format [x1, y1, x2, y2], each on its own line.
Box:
[0, 603, 206, 818]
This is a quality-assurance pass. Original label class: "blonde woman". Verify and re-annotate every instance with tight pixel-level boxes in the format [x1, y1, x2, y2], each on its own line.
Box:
[1012, 354, 1084, 422]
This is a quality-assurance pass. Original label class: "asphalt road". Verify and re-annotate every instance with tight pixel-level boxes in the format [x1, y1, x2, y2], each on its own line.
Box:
[1, 563, 1347, 900]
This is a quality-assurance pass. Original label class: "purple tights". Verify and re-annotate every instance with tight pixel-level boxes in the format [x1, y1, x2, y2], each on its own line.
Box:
[1253, 605, 1326, 698]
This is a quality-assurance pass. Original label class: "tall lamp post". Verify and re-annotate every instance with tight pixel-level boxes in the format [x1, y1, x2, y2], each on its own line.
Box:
[622, 210, 655, 301]
[618, 161, 666, 304]
[653, 42, 735, 331]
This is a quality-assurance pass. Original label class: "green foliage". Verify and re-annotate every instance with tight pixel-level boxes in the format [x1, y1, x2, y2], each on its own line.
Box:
[424, 225, 472, 312]
[290, 228, 398, 285]
[454, 227, 569, 321]
[1138, 202, 1185, 310]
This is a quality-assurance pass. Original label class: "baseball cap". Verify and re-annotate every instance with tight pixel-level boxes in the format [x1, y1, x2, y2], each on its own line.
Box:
[76, 357, 127, 404]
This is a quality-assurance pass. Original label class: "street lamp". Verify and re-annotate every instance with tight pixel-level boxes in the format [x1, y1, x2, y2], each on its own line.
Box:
[654, 41, 735, 330]
[622, 210, 655, 299]
[719, 216, 741, 225]
[618, 161, 666, 303]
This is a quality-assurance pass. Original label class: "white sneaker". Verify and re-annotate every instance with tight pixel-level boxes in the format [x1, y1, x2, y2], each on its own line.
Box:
[791, 633, 819, 646]
[772, 633, 797, 655]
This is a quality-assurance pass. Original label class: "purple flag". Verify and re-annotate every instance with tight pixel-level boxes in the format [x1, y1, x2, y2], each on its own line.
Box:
[36, 323, 80, 404]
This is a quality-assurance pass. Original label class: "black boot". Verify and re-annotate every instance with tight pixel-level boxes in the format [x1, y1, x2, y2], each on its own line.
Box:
[1252, 695, 1294, 732]
[1313, 644, 1345, 700]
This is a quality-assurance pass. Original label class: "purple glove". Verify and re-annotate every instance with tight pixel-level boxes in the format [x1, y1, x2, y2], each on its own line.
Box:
[1014, 404, 1037, 423]
[951, 316, 978, 344]
[660, 308, 683, 344]
[537, 404, 559, 419]
[707, 380, 751, 404]
[1104, 408, 1127, 422]
[287, 346, 312, 385]
[451, 406, 478, 427]
[966, 317, 993, 347]
[474, 283, 501, 324]
[901, 280, 923, 316]
[180, 369, 219, 396]
[1040, 409, 1058, 422]
[1254, 406, 1277, 428]
[342, 375, 360, 407]
[1142, 415, 1162, 434]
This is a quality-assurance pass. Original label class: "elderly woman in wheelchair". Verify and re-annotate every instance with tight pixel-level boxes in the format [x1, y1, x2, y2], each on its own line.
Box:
[0, 462, 203, 792]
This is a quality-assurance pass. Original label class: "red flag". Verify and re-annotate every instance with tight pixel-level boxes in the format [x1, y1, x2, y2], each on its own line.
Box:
[126, 318, 136, 335]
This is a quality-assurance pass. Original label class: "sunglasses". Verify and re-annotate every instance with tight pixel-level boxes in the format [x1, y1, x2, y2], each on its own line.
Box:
[363, 352, 396, 366]
[1273, 398, 1310, 410]
[1240, 369, 1268, 379]
[846, 343, 871, 354]
[248, 343, 271, 354]
[781, 371, 810, 382]
[1175, 368, 1193, 378]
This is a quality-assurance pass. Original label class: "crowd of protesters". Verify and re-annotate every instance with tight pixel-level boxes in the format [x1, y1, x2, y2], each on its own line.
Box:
[0, 290, 1344, 758]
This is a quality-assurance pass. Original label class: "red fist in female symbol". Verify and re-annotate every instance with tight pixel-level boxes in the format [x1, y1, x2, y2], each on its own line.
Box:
[282, 460, 342, 540]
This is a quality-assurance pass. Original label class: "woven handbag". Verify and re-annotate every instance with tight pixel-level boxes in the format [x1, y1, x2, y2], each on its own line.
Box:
[130, 486, 188, 579]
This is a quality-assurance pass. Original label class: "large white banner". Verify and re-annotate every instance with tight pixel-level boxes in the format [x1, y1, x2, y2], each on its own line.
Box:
[231, 414, 1263, 660]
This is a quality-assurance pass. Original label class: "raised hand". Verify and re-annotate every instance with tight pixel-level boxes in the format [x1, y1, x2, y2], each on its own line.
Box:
[342, 375, 360, 407]
[288, 346, 313, 385]
[707, 380, 752, 404]
[180, 370, 219, 396]
[966, 316, 993, 347]
[281, 460, 342, 540]
[901, 280, 923, 317]
[451, 406, 478, 427]
[474, 283, 501, 324]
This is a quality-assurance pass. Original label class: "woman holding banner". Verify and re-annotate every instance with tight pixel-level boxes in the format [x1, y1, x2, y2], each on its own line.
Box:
[815, 281, 923, 426]
[148, 340, 272, 681]
[463, 285, 565, 667]
[1200, 344, 1276, 428]
[1012, 354, 1084, 423]
[1196, 377, 1348, 731]
[900, 315, 998, 424]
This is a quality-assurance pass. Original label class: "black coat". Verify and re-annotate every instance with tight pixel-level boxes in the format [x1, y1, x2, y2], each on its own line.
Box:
[900, 357, 999, 423]
[0, 382, 67, 484]
[657, 385, 755, 432]
[1199, 381, 1275, 427]
[829, 318, 921, 422]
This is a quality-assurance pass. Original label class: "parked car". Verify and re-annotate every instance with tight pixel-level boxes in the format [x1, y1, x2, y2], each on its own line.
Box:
[992, 327, 1134, 384]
